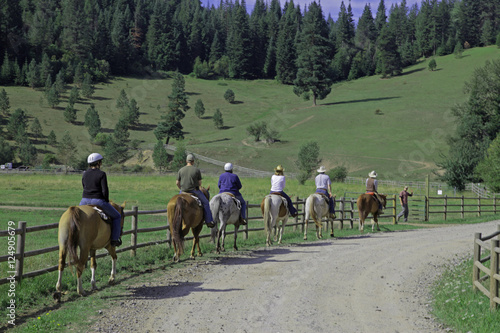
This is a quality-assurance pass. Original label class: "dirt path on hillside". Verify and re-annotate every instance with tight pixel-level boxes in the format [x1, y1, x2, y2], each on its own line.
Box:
[88, 221, 500, 333]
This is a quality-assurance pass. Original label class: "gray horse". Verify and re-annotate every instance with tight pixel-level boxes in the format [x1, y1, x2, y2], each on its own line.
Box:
[209, 192, 243, 253]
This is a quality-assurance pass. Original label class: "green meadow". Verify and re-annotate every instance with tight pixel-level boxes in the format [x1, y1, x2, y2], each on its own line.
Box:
[2, 46, 499, 180]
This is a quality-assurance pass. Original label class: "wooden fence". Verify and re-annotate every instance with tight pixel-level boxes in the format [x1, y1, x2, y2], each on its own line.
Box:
[3, 194, 500, 285]
[473, 225, 500, 310]
[428, 195, 499, 221]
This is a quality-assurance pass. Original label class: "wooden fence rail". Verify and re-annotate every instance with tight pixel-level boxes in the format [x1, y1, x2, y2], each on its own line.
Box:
[2, 194, 499, 285]
[472, 225, 500, 310]
[428, 195, 499, 220]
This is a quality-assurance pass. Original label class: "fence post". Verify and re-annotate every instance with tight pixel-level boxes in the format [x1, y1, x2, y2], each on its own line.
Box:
[444, 195, 448, 221]
[349, 199, 355, 229]
[339, 198, 344, 230]
[15, 221, 26, 282]
[393, 194, 397, 224]
[425, 175, 430, 221]
[130, 206, 138, 257]
[461, 195, 464, 219]
[473, 232, 481, 292]
[294, 196, 299, 231]
[490, 239, 499, 310]
[425, 196, 429, 222]
[478, 196, 481, 217]
[494, 196, 497, 215]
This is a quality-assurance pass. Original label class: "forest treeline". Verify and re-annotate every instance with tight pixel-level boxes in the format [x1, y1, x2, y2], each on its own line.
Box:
[1, 0, 499, 87]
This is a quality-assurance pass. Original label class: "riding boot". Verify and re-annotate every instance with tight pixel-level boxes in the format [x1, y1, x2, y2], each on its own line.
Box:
[239, 215, 247, 225]
[329, 213, 336, 219]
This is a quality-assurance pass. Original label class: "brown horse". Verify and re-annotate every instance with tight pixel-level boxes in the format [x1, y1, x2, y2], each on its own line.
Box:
[55, 202, 125, 296]
[167, 187, 210, 262]
[356, 193, 387, 233]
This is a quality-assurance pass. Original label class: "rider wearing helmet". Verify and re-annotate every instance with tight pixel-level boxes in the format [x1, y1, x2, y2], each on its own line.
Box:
[366, 170, 384, 214]
[270, 165, 298, 217]
[218, 163, 247, 225]
[80, 153, 122, 247]
[315, 166, 336, 219]
[176, 154, 215, 228]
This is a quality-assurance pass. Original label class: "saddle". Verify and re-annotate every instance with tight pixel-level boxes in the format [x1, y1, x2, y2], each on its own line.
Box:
[180, 192, 202, 207]
[269, 193, 288, 208]
[317, 192, 330, 203]
[221, 192, 241, 210]
[92, 206, 111, 223]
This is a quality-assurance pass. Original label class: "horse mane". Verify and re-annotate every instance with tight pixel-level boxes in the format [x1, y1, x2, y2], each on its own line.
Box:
[172, 196, 185, 255]
[66, 206, 81, 268]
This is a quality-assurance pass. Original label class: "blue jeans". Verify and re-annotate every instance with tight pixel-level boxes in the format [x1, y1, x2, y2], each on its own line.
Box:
[183, 189, 214, 223]
[80, 198, 121, 241]
[315, 189, 335, 214]
[234, 194, 247, 219]
[270, 191, 297, 216]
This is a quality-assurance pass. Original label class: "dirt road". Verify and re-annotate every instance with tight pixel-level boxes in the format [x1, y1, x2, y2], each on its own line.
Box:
[91, 221, 500, 333]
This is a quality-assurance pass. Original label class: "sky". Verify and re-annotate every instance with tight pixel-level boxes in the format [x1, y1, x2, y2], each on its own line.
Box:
[201, 0, 421, 22]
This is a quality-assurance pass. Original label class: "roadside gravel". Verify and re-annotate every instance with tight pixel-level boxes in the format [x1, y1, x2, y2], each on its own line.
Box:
[90, 221, 500, 333]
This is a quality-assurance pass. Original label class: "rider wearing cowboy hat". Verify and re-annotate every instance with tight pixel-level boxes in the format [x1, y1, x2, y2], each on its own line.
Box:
[218, 162, 247, 225]
[270, 165, 298, 217]
[366, 170, 384, 214]
[315, 166, 336, 219]
[80, 153, 122, 247]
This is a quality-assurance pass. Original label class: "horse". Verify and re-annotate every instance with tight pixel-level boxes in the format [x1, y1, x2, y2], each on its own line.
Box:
[261, 194, 288, 246]
[356, 193, 387, 233]
[304, 193, 335, 240]
[55, 201, 125, 296]
[167, 187, 210, 262]
[209, 192, 242, 253]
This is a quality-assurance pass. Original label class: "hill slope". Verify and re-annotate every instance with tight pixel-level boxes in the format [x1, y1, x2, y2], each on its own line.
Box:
[2, 46, 499, 180]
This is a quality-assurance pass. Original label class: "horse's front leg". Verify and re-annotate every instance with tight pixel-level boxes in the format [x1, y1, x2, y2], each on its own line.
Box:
[106, 246, 118, 285]
[372, 214, 380, 232]
[303, 216, 309, 240]
[220, 223, 227, 252]
[316, 219, 323, 239]
[233, 225, 239, 251]
[191, 224, 204, 259]
[329, 219, 335, 238]
[278, 220, 286, 244]
[90, 249, 98, 291]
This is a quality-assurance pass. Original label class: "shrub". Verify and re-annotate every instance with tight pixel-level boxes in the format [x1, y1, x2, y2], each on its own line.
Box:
[224, 89, 235, 103]
[328, 166, 348, 182]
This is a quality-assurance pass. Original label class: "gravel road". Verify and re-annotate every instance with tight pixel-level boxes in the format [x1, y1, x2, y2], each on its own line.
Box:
[90, 221, 500, 333]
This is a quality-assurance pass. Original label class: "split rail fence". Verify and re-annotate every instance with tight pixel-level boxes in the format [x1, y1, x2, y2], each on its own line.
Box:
[2, 194, 500, 285]
[473, 225, 500, 310]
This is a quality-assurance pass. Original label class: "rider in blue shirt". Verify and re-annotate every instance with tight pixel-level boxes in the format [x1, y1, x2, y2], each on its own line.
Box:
[218, 163, 247, 225]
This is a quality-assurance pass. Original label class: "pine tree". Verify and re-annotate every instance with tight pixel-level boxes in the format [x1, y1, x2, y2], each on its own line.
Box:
[213, 109, 224, 129]
[376, 24, 402, 77]
[31, 117, 43, 140]
[18, 139, 37, 166]
[64, 103, 77, 123]
[7, 108, 28, 140]
[84, 104, 101, 139]
[47, 130, 57, 146]
[116, 89, 129, 110]
[227, 1, 253, 79]
[293, 2, 332, 106]
[68, 86, 79, 105]
[58, 131, 77, 167]
[0, 89, 10, 116]
[39, 53, 52, 85]
[355, 4, 377, 50]
[168, 72, 189, 114]
[152, 140, 169, 172]
[276, 2, 299, 84]
[194, 99, 205, 118]
[296, 141, 321, 185]
[46, 84, 60, 108]
[81, 73, 95, 98]
[126, 98, 140, 127]
[375, 0, 387, 35]
[0, 137, 14, 163]
[55, 70, 66, 95]
[27, 59, 40, 89]
[170, 140, 187, 171]
[0, 51, 12, 84]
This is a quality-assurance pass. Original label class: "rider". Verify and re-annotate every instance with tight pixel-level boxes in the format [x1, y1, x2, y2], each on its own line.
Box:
[176, 153, 215, 228]
[218, 163, 247, 225]
[270, 165, 298, 217]
[315, 166, 336, 219]
[80, 153, 122, 247]
[365, 170, 384, 214]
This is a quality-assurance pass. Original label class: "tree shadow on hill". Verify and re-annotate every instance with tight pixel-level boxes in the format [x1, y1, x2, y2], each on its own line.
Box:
[202, 138, 231, 144]
[322, 96, 399, 106]
[400, 68, 424, 76]
[186, 91, 201, 96]
[101, 128, 114, 134]
[91, 96, 112, 101]
[201, 116, 212, 120]
[133, 123, 156, 131]
[230, 101, 244, 104]
[220, 126, 234, 130]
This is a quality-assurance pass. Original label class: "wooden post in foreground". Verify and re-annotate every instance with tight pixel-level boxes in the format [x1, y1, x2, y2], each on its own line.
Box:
[15, 221, 26, 282]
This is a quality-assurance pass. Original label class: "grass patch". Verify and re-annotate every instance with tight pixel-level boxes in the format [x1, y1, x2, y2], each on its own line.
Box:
[432, 258, 500, 332]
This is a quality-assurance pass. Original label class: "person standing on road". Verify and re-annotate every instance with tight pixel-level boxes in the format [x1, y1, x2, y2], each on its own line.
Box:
[315, 166, 336, 219]
[176, 153, 215, 228]
[270, 165, 298, 217]
[80, 153, 122, 247]
[218, 162, 247, 225]
[397, 186, 413, 222]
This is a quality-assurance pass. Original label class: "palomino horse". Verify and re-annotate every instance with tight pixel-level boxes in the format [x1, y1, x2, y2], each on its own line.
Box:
[167, 187, 210, 262]
[209, 192, 242, 253]
[304, 193, 335, 240]
[356, 193, 387, 232]
[261, 194, 288, 246]
[55, 202, 125, 296]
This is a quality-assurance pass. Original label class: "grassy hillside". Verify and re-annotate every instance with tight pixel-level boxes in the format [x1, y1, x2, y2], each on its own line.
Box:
[2, 46, 499, 180]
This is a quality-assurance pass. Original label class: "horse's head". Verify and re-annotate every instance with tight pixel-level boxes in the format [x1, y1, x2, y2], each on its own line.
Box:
[200, 186, 210, 201]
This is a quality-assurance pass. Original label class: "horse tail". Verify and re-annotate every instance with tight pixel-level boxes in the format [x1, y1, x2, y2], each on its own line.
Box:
[172, 197, 185, 255]
[65, 206, 81, 267]
[263, 195, 271, 234]
[209, 195, 220, 240]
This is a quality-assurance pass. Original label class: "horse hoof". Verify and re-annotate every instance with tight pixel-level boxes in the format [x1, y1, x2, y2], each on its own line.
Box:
[303, 236, 307, 240]
[234, 247, 238, 251]
[53, 292, 62, 303]
[108, 279, 115, 285]
[330, 233, 334, 238]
